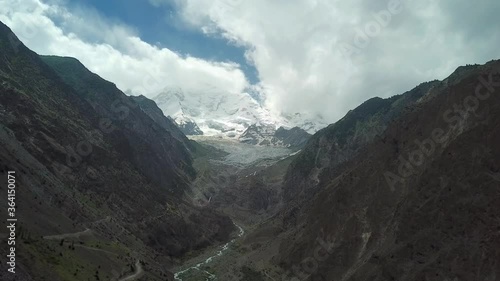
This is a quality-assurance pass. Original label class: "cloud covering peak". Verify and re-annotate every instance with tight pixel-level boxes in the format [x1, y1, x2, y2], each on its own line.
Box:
[170, 0, 500, 121]
[1, 0, 499, 125]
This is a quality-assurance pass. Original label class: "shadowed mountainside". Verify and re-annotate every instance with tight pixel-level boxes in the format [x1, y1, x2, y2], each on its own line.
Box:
[1, 18, 499, 281]
[0, 21, 234, 281]
[271, 60, 500, 280]
[283, 80, 439, 204]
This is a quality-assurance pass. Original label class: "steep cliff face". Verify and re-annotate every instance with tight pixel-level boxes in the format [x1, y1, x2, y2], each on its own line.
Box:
[0, 21, 233, 281]
[283, 80, 439, 203]
[239, 124, 311, 149]
[274, 126, 311, 148]
[129, 95, 194, 147]
[40, 55, 196, 195]
[170, 114, 205, 136]
[276, 60, 500, 281]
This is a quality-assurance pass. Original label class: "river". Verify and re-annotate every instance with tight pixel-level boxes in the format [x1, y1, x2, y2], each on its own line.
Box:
[174, 223, 245, 281]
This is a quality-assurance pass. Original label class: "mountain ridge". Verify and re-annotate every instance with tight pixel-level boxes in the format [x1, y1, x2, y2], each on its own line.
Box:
[0, 21, 235, 281]
[260, 59, 500, 281]
[153, 87, 327, 139]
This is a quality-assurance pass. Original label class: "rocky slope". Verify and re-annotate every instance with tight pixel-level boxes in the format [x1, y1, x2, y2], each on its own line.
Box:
[283, 80, 439, 203]
[272, 60, 500, 280]
[198, 60, 500, 281]
[239, 124, 311, 149]
[2, 17, 499, 281]
[128, 94, 196, 146]
[170, 114, 204, 136]
[0, 21, 234, 281]
[39, 55, 197, 195]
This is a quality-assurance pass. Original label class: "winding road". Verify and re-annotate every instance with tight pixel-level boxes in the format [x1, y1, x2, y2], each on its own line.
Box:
[42, 219, 144, 280]
[119, 260, 144, 281]
[43, 228, 92, 240]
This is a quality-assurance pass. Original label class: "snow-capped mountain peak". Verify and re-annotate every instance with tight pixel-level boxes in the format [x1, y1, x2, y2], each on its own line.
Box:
[153, 86, 327, 140]
[153, 87, 280, 138]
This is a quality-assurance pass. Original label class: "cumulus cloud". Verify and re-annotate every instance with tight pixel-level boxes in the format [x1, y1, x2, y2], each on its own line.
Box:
[2, 0, 500, 125]
[0, 0, 249, 98]
[168, 0, 500, 122]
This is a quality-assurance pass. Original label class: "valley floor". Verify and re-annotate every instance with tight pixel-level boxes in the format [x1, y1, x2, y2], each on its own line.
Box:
[171, 137, 298, 280]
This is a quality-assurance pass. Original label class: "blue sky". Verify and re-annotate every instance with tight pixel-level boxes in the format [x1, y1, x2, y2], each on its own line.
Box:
[64, 0, 259, 84]
[2, 0, 499, 125]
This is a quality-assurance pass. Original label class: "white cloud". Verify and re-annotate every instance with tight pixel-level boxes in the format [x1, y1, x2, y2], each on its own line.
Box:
[2, 0, 500, 126]
[169, 0, 500, 123]
[0, 0, 249, 98]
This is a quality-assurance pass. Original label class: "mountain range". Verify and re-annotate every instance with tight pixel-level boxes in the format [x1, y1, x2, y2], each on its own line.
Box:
[1, 19, 499, 281]
[0, 21, 233, 281]
[152, 86, 328, 139]
[246, 62, 500, 281]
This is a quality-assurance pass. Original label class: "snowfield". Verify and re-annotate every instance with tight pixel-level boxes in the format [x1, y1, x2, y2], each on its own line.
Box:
[153, 87, 327, 139]
[154, 87, 281, 138]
